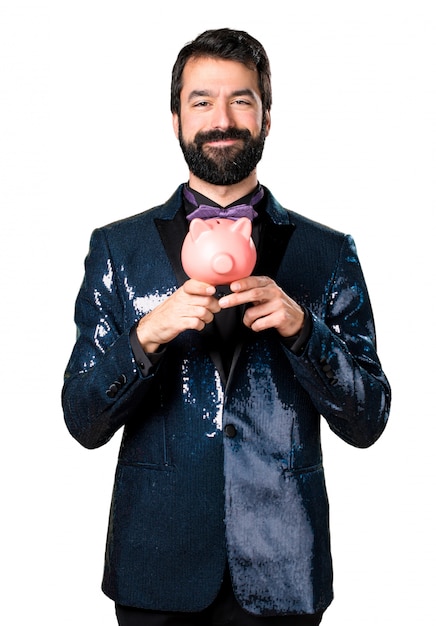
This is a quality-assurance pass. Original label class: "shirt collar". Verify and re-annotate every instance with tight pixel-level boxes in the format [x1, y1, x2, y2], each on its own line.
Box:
[183, 183, 265, 220]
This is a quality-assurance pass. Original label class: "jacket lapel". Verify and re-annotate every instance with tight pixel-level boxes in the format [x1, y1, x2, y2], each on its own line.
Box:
[154, 206, 228, 382]
[254, 218, 296, 279]
[154, 209, 189, 286]
[226, 206, 296, 390]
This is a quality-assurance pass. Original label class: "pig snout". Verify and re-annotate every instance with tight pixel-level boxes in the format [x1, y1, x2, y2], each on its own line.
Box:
[211, 252, 235, 275]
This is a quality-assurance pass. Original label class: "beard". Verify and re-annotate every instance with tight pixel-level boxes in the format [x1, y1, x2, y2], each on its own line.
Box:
[178, 124, 267, 186]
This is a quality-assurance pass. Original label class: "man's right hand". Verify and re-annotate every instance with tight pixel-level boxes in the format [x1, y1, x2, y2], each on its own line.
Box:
[136, 279, 221, 353]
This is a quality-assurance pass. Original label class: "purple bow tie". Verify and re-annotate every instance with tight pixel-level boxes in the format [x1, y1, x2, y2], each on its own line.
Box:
[184, 187, 263, 222]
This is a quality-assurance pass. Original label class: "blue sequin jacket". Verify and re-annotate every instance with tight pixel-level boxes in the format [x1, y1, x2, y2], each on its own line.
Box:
[62, 185, 390, 615]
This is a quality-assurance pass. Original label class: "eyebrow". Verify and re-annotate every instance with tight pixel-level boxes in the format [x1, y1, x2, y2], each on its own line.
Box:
[187, 88, 257, 102]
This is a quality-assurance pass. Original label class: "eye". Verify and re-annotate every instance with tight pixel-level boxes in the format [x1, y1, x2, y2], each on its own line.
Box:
[232, 98, 252, 107]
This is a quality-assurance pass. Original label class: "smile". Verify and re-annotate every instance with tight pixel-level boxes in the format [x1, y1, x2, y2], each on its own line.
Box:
[204, 138, 242, 148]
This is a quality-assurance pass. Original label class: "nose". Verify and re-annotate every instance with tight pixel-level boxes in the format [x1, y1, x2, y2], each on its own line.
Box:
[210, 101, 234, 130]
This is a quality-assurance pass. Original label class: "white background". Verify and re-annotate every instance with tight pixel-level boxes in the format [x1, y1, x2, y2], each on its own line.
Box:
[1, 1, 435, 624]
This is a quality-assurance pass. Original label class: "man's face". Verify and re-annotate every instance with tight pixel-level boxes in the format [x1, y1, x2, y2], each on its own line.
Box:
[173, 57, 270, 186]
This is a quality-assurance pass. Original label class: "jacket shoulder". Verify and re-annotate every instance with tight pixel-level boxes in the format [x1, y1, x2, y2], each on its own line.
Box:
[290, 209, 345, 237]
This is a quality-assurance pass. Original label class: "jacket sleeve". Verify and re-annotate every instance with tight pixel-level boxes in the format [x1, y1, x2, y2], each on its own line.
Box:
[62, 228, 161, 449]
[283, 234, 391, 448]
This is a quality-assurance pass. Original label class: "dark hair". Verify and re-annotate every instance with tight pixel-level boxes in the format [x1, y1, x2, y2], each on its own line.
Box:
[170, 28, 272, 117]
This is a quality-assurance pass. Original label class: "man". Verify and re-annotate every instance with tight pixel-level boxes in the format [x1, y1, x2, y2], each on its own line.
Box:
[62, 28, 391, 625]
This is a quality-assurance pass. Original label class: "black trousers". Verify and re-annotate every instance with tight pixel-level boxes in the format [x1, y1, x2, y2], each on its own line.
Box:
[115, 569, 324, 626]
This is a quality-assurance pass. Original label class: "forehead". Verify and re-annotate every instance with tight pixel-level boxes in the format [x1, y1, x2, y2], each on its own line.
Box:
[180, 56, 261, 98]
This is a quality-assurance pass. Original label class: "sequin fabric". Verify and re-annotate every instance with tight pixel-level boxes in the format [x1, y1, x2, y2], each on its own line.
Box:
[62, 185, 390, 615]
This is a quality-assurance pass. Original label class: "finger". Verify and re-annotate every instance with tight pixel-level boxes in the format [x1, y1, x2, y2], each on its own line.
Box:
[243, 306, 286, 332]
[183, 279, 216, 296]
[173, 284, 220, 312]
[189, 305, 216, 324]
[243, 301, 274, 324]
[192, 296, 221, 314]
[229, 275, 271, 292]
[219, 284, 273, 309]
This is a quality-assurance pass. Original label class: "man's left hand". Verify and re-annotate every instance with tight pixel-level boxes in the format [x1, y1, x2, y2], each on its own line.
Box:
[218, 276, 304, 338]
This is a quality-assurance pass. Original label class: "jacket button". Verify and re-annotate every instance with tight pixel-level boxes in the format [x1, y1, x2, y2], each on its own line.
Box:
[106, 383, 118, 398]
[114, 375, 126, 389]
[224, 424, 237, 438]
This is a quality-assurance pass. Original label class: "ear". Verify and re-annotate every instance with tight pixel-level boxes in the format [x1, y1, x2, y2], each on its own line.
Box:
[264, 110, 271, 137]
[231, 217, 252, 240]
[190, 218, 213, 242]
[172, 113, 180, 139]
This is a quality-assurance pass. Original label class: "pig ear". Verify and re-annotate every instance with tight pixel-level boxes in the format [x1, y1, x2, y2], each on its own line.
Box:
[231, 217, 252, 240]
[190, 218, 213, 242]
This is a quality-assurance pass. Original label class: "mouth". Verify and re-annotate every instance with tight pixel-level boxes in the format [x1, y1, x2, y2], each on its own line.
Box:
[196, 129, 250, 150]
[203, 138, 243, 149]
[204, 139, 240, 148]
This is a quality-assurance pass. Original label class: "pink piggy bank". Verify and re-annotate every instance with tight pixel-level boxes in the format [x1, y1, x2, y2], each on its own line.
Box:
[181, 217, 257, 285]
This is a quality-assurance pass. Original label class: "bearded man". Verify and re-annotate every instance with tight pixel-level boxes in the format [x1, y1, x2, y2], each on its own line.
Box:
[62, 28, 391, 626]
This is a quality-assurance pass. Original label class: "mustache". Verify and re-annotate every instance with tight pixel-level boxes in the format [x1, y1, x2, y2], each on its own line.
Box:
[193, 127, 252, 147]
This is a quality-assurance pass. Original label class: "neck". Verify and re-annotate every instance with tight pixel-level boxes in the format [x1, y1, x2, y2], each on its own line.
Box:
[187, 170, 259, 206]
